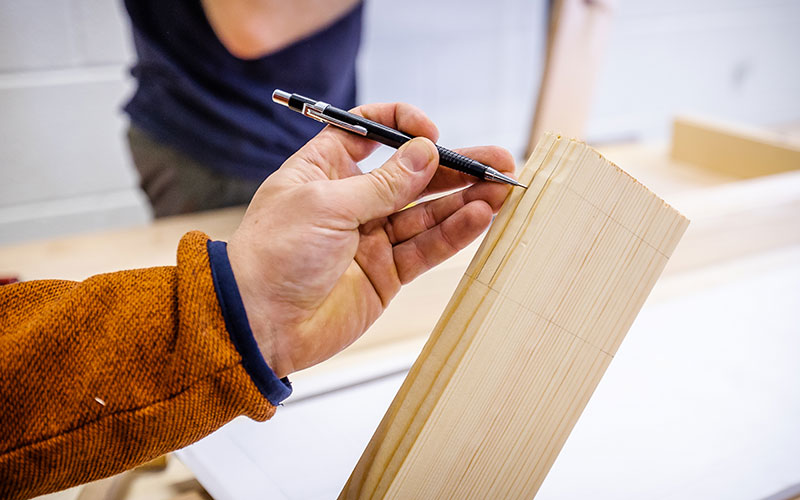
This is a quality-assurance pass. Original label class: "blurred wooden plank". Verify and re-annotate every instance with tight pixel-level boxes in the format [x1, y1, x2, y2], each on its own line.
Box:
[597, 142, 736, 196]
[671, 116, 800, 178]
[0, 206, 245, 282]
[661, 169, 800, 278]
[168, 491, 211, 500]
[341, 133, 688, 499]
[761, 481, 800, 500]
[526, 0, 616, 156]
[135, 455, 168, 472]
[74, 472, 133, 500]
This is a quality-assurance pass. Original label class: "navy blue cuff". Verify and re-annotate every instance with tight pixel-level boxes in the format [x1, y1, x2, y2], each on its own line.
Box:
[206, 240, 292, 405]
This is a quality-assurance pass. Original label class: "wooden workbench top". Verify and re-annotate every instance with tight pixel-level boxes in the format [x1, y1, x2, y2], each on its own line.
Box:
[1, 142, 797, 360]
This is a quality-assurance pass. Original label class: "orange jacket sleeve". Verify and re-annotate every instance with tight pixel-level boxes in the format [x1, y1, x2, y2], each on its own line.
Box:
[0, 231, 291, 499]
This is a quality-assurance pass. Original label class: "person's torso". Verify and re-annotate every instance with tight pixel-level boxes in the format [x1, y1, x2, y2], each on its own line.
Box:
[124, 0, 362, 180]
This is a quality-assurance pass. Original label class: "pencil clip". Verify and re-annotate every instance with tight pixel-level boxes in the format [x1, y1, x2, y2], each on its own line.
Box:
[302, 102, 368, 136]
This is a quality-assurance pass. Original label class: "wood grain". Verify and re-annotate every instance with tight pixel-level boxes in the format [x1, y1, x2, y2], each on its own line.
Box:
[341, 133, 688, 499]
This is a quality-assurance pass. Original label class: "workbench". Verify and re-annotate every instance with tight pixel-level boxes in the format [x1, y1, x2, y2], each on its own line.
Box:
[3, 143, 799, 500]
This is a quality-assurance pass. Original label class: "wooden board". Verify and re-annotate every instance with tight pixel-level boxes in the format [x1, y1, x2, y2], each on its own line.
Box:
[671, 115, 800, 178]
[660, 169, 800, 278]
[0, 206, 245, 283]
[340, 133, 688, 499]
[526, 0, 616, 156]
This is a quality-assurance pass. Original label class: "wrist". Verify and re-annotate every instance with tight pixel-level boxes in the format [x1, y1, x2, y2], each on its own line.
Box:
[207, 239, 292, 404]
[232, 291, 292, 379]
[225, 239, 294, 379]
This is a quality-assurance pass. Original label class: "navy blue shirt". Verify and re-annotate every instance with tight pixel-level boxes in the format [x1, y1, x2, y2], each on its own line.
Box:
[124, 1, 362, 181]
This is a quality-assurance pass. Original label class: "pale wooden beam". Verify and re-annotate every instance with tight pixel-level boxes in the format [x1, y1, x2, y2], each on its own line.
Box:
[341, 132, 688, 499]
[671, 115, 800, 178]
[526, 0, 616, 157]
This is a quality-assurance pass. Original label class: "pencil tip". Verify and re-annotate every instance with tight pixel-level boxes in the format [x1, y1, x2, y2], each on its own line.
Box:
[485, 168, 527, 188]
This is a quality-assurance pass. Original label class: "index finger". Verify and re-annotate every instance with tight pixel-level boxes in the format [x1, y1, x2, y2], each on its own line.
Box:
[345, 102, 440, 161]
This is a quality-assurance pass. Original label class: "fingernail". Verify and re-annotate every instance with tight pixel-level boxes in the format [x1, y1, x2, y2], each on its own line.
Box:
[399, 138, 434, 172]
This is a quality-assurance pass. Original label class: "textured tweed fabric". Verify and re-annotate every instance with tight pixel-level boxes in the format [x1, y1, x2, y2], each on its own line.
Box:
[0, 231, 275, 499]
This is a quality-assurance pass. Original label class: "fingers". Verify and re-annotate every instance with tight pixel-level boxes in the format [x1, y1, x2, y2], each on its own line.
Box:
[292, 102, 440, 180]
[384, 147, 515, 282]
[354, 221, 402, 308]
[422, 145, 517, 196]
[329, 137, 439, 225]
[345, 102, 440, 160]
[392, 200, 493, 284]
[385, 189, 470, 244]
[385, 174, 511, 245]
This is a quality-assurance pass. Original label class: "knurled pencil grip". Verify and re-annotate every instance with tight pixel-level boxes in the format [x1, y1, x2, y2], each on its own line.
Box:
[437, 147, 486, 178]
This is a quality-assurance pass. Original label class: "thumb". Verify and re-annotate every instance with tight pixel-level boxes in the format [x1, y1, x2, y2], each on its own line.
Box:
[333, 137, 438, 224]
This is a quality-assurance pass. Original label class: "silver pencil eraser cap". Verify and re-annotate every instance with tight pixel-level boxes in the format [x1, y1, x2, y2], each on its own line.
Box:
[272, 89, 291, 106]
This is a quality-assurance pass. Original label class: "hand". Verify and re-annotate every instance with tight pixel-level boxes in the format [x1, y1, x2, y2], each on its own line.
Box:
[227, 103, 516, 378]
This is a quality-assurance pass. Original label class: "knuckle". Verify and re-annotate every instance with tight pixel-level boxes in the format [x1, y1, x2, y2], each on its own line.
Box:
[367, 168, 404, 207]
[298, 183, 342, 220]
[422, 204, 437, 230]
[440, 226, 459, 253]
[299, 182, 329, 208]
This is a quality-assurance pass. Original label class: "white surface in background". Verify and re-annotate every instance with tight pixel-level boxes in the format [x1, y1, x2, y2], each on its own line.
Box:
[178, 246, 800, 500]
[0, 0, 547, 243]
[537, 246, 800, 499]
[2, 0, 800, 243]
[358, 0, 547, 165]
[0, 0, 145, 244]
[587, 0, 800, 142]
[180, 376, 406, 500]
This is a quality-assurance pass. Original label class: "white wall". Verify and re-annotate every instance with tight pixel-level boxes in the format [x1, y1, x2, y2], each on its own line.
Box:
[0, 0, 547, 245]
[1, 0, 798, 245]
[358, 0, 547, 169]
[0, 0, 150, 245]
[587, 0, 800, 142]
